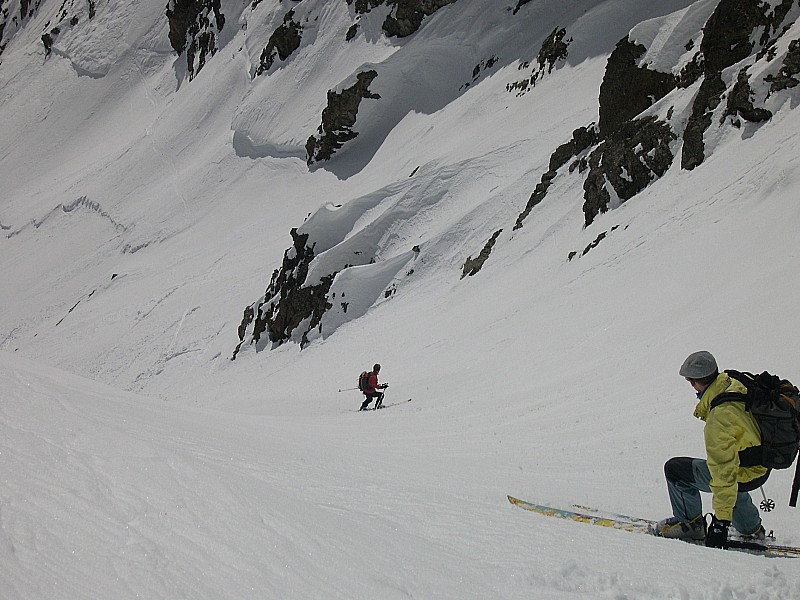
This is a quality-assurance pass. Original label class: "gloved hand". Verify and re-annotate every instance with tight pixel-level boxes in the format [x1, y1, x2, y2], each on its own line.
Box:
[705, 516, 730, 548]
[382, 383, 389, 389]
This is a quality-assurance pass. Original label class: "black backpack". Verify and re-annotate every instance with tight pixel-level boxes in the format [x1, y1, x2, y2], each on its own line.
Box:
[358, 371, 371, 393]
[711, 370, 800, 506]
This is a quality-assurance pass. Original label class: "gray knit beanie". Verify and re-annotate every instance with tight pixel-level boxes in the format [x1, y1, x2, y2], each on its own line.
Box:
[679, 351, 718, 379]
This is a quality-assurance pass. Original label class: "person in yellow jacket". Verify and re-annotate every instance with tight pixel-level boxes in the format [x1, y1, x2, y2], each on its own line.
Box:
[655, 351, 769, 547]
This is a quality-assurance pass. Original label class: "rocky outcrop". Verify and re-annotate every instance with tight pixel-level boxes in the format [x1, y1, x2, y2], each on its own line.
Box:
[766, 39, 800, 92]
[306, 70, 381, 164]
[512, 0, 534, 15]
[703, 0, 767, 72]
[508, 78, 674, 232]
[514, 125, 599, 230]
[166, 0, 225, 80]
[346, 0, 460, 38]
[583, 116, 676, 226]
[548, 126, 600, 174]
[724, 68, 772, 124]
[484, 0, 797, 275]
[383, 0, 459, 38]
[254, 9, 302, 76]
[537, 27, 571, 77]
[233, 229, 335, 357]
[759, 0, 797, 49]
[599, 37, 677, 137]
[3, 1, 42, 56]
[681, 0, 770, 170]
[581, 0, 791, 220]
[348, 0, 384, 13]
[21, 0, 97, 58]
[568, 225, 621, 262]
[462, 230, 503, 278]
[462, 55, 499, 90]
[507, 27, 571, 96]
[681, 74, 726, 170]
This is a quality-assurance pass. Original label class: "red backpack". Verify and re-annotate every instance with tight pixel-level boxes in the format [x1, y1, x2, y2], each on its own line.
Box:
[358, 371, 371, 393]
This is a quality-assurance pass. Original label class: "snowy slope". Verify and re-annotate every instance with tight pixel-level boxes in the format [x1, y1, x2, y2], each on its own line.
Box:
[2, 0, 800, 598]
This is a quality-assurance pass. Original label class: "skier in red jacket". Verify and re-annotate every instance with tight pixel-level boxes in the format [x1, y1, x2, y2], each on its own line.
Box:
[360, 363, 388, 410]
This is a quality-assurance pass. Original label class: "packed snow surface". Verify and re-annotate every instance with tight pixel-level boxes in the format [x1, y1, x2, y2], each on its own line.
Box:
[2, 0, 800, 598]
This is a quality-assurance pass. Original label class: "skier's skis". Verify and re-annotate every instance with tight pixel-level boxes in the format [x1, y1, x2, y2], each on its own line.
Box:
[508, 496, 800, 557]
[508, 496, 651, 534]
[380, 398, 411, 409]
[571, 504, 657, 527]
[358, 399, 411, 411]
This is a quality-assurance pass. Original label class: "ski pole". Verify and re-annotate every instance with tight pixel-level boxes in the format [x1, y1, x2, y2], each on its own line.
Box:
[338, 387, 359, 393]
[790, 459, 800, 508]
[759, 487, 775, 512]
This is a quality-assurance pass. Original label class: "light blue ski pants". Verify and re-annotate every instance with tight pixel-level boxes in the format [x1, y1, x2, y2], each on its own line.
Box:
[665, 457, 764, 534]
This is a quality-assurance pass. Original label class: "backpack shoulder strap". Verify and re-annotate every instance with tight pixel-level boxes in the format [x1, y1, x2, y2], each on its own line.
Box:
[709, 370, 757, 410]
[710, 391, 747, 410]
[724, 369, 752, 383]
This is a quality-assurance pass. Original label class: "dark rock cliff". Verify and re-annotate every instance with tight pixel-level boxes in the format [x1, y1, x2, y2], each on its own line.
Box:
[3, 0, 96, 59]
[535, 0, 790, 227]
[254, 8, 302, 76]
[462, 230, 503, 278]
[306, 70, 381, 165]
[383, 0, 460, 37]
[583, 116, 677, 227]
[766, 39, 800, 92]
[166, 0, 225, 80]
[347, 0, 460, 37]
[681, 0, 779, 169]
[598, 36, 676, 137]
[233, 229, 334, 357]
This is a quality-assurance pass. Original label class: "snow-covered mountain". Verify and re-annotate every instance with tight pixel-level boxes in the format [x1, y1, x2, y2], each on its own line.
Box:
[2, 1, 800, 598]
